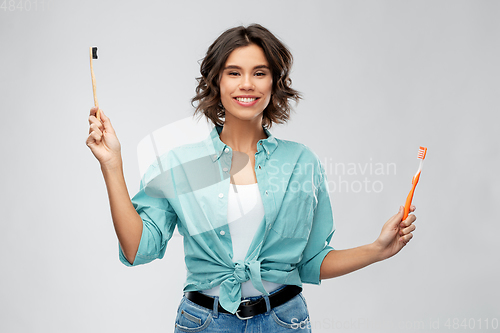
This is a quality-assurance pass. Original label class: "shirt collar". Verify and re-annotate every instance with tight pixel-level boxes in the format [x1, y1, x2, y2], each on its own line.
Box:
[208, 124, 278, 162]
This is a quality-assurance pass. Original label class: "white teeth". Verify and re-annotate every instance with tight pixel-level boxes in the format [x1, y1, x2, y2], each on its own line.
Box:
[236, 97, 257, 103]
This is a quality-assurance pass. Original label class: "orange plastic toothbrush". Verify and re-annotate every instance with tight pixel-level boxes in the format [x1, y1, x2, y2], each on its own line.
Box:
[89, 46, 101, 121]
[403, 146, 427, 220]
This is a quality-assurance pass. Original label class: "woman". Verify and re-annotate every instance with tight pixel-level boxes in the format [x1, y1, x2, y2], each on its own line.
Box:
[86, 24, 416, 332]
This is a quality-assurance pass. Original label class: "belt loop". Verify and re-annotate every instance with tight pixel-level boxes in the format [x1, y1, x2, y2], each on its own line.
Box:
[263, 294, 271, 314]
[212, 296, 219, 318]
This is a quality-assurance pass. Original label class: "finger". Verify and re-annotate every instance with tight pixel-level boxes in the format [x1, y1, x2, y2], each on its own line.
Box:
[86, 130, 102, 146]
[410, 205, 416, 212]
[90, 106, 99, 117]
[399, 232, 413, 245]
[89, 106, 102, 126]
[88, 116, 104, 132]
[400, 213, 416, 228]
[100, 109, 116, 135]
[89, 123, 103, 137]
[89, 107, 103, 128]
[399, 224, 416, 236]
[386, 206, 405, 229]
[89, 124, 103, 141]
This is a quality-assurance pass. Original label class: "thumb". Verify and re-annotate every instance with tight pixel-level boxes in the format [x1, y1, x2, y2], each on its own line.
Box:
[100, 109, 116, 135]
[389, 206, 404, 228]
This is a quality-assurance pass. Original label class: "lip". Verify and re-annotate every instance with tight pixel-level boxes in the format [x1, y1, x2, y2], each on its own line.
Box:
[233, 96, 260, 107]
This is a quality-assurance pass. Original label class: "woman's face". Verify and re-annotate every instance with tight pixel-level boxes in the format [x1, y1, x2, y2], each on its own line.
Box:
[219, 44, 273, 124]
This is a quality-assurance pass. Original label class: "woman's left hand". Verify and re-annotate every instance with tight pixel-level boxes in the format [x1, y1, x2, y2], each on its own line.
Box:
[373, 205, 416, 261]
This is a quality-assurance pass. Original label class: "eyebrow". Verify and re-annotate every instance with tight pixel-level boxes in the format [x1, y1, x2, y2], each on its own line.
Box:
[224, 65, 270, 70]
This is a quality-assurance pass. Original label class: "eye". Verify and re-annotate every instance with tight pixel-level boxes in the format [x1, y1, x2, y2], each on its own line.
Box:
[255, 72, 266, 77]
[228, 71, 240, 76]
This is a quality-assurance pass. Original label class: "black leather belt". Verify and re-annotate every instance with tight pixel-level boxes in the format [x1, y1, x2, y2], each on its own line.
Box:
[185, 285, 302, 320]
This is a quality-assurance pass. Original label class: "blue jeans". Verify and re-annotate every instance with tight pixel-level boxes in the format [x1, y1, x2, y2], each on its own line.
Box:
[174, 286, 312, 332]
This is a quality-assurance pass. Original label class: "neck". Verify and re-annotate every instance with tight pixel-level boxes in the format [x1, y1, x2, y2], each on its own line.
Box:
[219, 116, 268, 153]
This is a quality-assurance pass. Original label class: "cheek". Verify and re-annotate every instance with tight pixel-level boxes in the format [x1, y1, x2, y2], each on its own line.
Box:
[219, 80, 226, 96]
[265, 80, 273, 95]
[264, 81, 273, 99]
[220, 80, 234, 99]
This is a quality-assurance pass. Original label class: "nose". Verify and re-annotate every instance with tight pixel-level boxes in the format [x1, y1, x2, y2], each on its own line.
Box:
[239, 74, 255, 90]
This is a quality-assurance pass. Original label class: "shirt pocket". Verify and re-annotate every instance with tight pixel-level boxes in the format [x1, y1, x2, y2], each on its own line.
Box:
[272, 190, 315, 239]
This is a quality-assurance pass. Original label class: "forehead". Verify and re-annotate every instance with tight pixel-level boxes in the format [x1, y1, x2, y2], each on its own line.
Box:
[224, 44, 269, 67]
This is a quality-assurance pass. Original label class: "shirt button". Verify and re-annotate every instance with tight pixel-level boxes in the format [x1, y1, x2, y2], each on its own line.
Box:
[265, 191, 268, 195]
[224, 148, 230, 153]
[223, 167, 228, 172]
[218, 193, 224, 198]
[258, 165, 261, 170]
[220, 230, 225, 236]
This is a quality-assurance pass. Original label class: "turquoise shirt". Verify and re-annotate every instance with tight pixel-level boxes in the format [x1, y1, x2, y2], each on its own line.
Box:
[119, 125, 335, 314]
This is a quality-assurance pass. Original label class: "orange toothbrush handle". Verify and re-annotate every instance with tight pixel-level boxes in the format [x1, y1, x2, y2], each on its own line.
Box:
[403, 171, 420, 220]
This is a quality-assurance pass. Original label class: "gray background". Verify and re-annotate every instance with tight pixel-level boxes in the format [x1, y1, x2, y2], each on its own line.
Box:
[1, 0, 499, 332]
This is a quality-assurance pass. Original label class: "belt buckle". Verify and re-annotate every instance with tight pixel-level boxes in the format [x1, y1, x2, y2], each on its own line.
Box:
[235, 299, 254, 320]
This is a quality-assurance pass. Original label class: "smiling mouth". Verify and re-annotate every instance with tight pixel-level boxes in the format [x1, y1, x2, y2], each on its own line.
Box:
[235, 97, 258, 103]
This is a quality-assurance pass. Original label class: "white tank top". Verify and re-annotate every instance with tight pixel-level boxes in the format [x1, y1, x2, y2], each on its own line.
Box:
[202, 183, 283, 297]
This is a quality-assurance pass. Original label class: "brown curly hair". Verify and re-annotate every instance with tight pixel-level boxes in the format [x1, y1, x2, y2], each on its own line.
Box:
[191, 24, 301, 129]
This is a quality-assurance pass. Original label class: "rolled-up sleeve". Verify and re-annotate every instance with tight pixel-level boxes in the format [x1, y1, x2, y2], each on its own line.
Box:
[119, 178, 178, 267]
[297, 164, 335, 284]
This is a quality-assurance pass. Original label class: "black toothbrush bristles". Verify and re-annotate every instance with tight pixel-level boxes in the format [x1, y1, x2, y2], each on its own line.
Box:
[92, 47, 98, 59]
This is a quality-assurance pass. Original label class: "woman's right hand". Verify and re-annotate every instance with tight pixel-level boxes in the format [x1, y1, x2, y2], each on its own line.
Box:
[86, 106, 122, 168]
